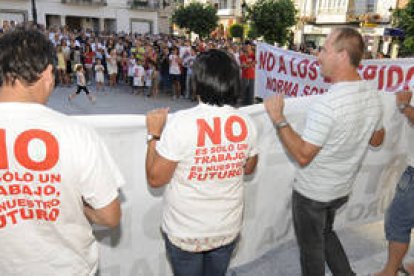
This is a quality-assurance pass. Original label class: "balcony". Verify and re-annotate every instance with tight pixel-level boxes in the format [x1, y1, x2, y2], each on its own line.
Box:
[129, 0, 160, 10]
[346, 11, 382, 24]
[61, 0, 107, 6]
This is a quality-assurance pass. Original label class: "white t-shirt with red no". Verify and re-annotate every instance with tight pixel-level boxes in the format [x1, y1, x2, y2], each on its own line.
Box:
[156, 103, 258, 239]
[0, 103, 124, 276]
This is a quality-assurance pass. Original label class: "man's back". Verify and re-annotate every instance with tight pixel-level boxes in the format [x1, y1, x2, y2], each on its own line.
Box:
[295, 80, 383, 202]
[0, 103, 123, 275]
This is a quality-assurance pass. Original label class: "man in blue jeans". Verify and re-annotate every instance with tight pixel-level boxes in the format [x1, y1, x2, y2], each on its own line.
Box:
[265, 27, 385, 276]
[375, 90, 414, 276]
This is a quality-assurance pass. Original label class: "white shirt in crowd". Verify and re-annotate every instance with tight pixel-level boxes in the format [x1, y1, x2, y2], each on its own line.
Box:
[145, 68, 153, 87]
[294, 80, 384, 202]
[133, 64, 145, 87]
[169, 54, 181, 75]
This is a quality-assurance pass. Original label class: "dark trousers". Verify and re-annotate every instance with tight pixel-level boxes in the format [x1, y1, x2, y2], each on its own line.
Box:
[76, 85, 90, 94]
[164, 235, 237, 276]
[241, 78, 254, 106]
[292, 190, 355, 276]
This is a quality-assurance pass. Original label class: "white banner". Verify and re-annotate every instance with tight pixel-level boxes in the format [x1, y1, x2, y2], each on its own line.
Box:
[73, 93, 411, 276]
[255, 43, 414, 99]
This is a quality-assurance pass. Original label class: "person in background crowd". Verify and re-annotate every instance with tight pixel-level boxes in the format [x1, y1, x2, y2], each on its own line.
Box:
[148, 61, 159, 98]
[83, 44, 95, 84]
[146, 49, 258, 276]
[265, 27, 385, 276]
[159, 46, 171, 92]
[169, 46, 181, 100]
[128, 52, 136, 86]
[375, 89, 414, 276]
[107, 49, 118, 88]
[180, 40, 191, 96]
[239, 42, 256, 106]
[69, 64, 96, 103]
[121, 51, 129, 84]
[0, 26, 123, 276]
[95, 58, 105, 92]
[56, 45, 67, 86]
[133, 58, 145, 95]
[184, 46, 197, 100]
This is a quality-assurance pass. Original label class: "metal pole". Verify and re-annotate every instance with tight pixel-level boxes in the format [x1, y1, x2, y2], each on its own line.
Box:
[31, 0, 38, 25]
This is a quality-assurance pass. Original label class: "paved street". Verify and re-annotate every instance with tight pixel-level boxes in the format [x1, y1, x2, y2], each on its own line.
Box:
[46, 83, 197, 116]
[47, 84, 414, 276]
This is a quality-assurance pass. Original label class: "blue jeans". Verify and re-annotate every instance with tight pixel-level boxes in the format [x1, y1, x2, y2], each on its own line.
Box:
[292, 190, 355, 276]
[164, 235, 237, 276]
[385, 166, 414, 243]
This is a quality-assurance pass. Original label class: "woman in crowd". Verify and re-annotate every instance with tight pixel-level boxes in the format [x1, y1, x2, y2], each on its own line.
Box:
[107, 49, 118, 87]
[169, 46, 182, 100]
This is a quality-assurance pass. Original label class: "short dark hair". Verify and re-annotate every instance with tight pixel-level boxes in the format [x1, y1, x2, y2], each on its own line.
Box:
[332, 27, 364, 68]
[190, 49, 240, 106]
[0, 26, 56, 86]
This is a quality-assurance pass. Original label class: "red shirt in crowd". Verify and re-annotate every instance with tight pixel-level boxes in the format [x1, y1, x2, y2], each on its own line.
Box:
[240, 52, 255, 80]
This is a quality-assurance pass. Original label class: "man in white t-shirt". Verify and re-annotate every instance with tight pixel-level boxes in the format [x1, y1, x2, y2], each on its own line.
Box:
[146, 50, 258, 276]
[375, 89, 414, 276]
[265, 27, 385, 275]
[0, 27, 124, 275]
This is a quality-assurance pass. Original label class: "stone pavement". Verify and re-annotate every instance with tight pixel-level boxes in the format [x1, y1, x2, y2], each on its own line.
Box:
[47, 84, 414, 276]
[47, 83, 197, 115]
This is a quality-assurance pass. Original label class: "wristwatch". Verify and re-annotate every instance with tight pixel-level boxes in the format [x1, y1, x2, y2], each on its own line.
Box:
[146, 133, 160, 143]
[398, 103, 409, 113]
[274, 120, 289, 130]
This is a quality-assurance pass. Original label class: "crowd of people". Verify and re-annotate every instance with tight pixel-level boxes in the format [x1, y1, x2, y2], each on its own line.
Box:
[0, 24, 413, 276]
[0, 23, 259, 105]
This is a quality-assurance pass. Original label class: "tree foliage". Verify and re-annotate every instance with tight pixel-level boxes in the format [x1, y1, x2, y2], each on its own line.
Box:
[229, 23, 244, 38]
[248, 0, 296, 45]
[172, 2, 219, 38]
[393, 0, 414, 56]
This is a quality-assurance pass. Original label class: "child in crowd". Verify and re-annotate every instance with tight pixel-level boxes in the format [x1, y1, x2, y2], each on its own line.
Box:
[128, 53, 136, 86]
[68, 64, 96, 103]
[145, 61, 154, 97]
[133, 59, 145, 95]
[149, 61, 159, 98]
[94, 58, 105, 92]
[121, 51, 129, 84]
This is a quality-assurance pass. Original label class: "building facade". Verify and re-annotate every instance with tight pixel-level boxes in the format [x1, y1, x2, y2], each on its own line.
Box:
[294, 0, 406, 55]
[0, 0, 174, 34]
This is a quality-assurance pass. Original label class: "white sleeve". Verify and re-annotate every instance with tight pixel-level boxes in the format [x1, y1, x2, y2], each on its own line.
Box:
[78, 128, 125, 209]
[156, 114, 191, 162]
[375, 105, 384, 131]
[246, 115, 259, 157]
[302, 100, 335, 147]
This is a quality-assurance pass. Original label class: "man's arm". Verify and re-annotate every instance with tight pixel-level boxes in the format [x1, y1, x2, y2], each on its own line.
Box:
[84, 198, 121, 228]
[397, 91, 414, 124]
[369, 128, 385, 147]
[402, 106, 414, 123]
[244, 155, 258, 175]
[265, 95, 321, 167]
[145, 108, 178, 188]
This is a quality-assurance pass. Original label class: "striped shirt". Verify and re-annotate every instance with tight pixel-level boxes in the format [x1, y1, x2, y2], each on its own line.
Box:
[294, 80, 383, 202]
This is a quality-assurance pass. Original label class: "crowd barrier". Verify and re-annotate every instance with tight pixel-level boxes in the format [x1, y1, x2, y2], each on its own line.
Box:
[76, 93, 411, 276]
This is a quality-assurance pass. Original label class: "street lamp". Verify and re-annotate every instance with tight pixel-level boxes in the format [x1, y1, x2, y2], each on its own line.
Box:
[31, 0, 38, 25]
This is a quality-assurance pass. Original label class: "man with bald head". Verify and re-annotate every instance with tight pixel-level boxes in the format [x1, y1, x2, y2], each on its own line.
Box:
[265, 27, 385, 275]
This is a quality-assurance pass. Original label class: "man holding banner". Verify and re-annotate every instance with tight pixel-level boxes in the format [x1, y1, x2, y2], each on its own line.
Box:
[376, 90, 414, 276]
[265, 27, 385, 276]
